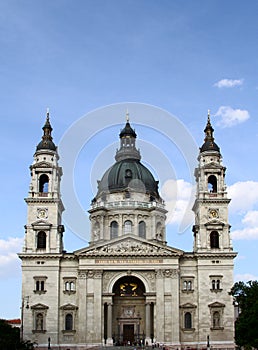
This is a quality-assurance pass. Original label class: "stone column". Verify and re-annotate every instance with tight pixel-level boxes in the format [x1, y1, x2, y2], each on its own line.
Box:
[155, 269, 164, 342]
[107, 303, 113, 345]
[118, 214, 123, 237]
[78, 271, 87, 344]
[145, 302, 151, 344]
[93, 270, 103, 344]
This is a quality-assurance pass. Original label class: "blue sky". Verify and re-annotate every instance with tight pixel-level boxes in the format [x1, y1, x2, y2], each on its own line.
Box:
[1, 0, 258, 319]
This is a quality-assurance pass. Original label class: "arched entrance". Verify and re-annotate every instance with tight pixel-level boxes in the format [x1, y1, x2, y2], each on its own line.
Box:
[108, 276, 150, 345]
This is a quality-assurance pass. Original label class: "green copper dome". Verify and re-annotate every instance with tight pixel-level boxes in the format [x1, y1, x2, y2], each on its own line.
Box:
[97, 158, 159, 198]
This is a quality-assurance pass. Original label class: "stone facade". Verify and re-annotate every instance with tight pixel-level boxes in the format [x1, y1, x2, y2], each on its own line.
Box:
[19, 112, 237, 349]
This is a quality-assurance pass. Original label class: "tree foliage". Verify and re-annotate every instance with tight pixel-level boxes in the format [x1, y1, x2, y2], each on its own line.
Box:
[0, 319, 35, 350]
[230, 280, 258, 348]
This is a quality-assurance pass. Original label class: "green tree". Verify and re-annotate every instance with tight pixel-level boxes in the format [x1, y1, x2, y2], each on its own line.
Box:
[0, 319, 35, 350]
[230, 280, 258, 348]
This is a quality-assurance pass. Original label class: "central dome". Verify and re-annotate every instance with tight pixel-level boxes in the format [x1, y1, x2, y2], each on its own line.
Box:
[97, 158, 159, 198]
[95, 118, 160, 200]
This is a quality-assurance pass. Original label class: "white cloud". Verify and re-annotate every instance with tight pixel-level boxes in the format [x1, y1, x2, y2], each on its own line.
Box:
[161, 179, 195, 225]
[228, 181, 258, 213]
[228, 181, 258, 240]
[231, 211, 258, 240]
[231, 226, 258, 240]
[214, 78, 244, 88]
[242, 210, 258, 226]
[0, 237, 23, 278]
[215, 106, 250, 127]
[234, 273, 258, 282]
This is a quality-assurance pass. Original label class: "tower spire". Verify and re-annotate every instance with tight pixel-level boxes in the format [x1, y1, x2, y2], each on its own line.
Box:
[126, 109, 129, 122]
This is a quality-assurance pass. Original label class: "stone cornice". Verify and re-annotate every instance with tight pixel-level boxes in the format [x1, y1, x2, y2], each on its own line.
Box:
[25, 197, 63, 204]
[194, 198, 231, 205]
[18, 253, 64, 260]
[193, 252, 237, 259]
[179, 251, 237, 260]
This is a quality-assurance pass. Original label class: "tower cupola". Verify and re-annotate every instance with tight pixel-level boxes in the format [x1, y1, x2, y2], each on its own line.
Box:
[200, 112, 220, 153]
[36, 110, 57, 151]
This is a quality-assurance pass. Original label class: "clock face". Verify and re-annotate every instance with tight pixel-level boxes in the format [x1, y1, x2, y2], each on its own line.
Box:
[209, 209, 218, 218]
[37, 208, 47, 219]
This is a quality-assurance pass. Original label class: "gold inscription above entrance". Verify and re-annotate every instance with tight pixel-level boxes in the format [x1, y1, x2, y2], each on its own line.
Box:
[95, 259, 163, 264]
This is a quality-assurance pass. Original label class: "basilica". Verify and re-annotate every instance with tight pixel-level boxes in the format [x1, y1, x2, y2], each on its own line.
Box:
[19, 111, 237, 350]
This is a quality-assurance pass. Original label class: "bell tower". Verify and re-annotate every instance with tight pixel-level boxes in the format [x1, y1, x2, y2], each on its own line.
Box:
[192, 113, 232, 253]
[23, 110, 65, 254]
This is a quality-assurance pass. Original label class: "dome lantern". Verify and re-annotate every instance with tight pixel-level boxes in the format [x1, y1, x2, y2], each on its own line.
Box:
[115, 112, 141, 162]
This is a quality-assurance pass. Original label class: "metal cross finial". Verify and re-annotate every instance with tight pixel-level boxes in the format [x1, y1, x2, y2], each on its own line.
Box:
[126, 109, 129, 122]
[207, 109, 211, 123]
[46, 107, 50, 119]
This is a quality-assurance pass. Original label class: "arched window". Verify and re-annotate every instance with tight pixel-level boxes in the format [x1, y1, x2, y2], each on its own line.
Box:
[124, 220, 132, 235]
[65, 280, 76, 292]
[138, 221, 146, 238]
[36, 280, 45, 291]
[213, 311, 220, 328]
[37, 231, 46, 249]
[212, 280, 216, 290]
[65, 313, 73, 331]
[125, 169, 132, 178]
[40, 281, 44, 290]
[110, 221, 118, 239]
[36, 280, 40, 291]
[210, 231, 219, 248]
[184, 312, 192, 329]
[208, 175, 217, 193]
[39, 174, 49, 193]
[70, 281, 75, 291]
[216, 280, 220, 289]
[187, 281, 192, 291]
[36, 313, 44, 330]
[183, 280, 192, 291]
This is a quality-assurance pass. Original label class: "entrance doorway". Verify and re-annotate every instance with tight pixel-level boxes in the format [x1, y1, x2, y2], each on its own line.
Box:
[123, 324, 134, 344]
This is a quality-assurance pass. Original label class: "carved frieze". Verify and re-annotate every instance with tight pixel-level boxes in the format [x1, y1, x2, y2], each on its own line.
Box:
[102, 271, 117, 292]
[141, 271, 155, 290]
[78, 270, 103, 279]
[155, 269, 179, 279]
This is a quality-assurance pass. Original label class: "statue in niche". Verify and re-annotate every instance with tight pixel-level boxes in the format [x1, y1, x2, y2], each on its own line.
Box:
[93, 222, 100, 241]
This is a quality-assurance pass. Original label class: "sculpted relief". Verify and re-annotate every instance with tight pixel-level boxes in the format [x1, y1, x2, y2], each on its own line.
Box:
[80, 239, 175, 257]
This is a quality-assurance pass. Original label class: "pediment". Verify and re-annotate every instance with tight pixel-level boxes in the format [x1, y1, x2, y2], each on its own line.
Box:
[31, 161, 52, 169]
[32, 220, 52, 228]
[180, 302, 197, 309]
[60, 303, 78, 310]
[75, 235, 183, 257]
[31, 303, 49, 310]
[205, 219, 225, 226]
[208, 301, 225, 308]
[204, 163, 224, 169]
